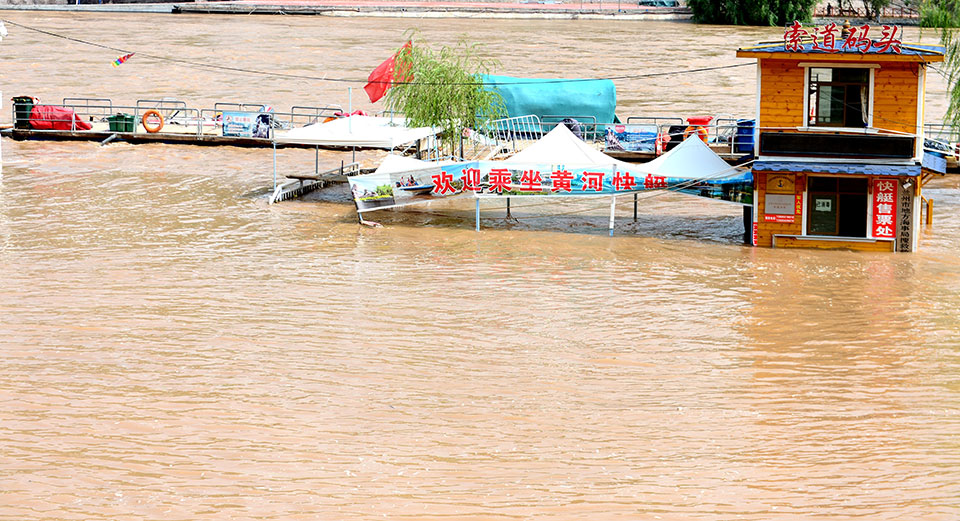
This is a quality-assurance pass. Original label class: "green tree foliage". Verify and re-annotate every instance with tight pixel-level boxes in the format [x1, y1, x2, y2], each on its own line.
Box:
[687, 0, 816, 25]
[862, 0, 893, 19]
[921, 0, 960, 126]
[384, 33, 506, 156]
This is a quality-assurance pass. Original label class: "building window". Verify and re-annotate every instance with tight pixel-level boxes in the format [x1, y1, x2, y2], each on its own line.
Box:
[807, 177, 868, 237]
[808, 67, 870, 128]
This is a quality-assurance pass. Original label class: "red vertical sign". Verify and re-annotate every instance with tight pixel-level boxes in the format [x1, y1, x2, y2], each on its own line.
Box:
[872, 178, 897, 239]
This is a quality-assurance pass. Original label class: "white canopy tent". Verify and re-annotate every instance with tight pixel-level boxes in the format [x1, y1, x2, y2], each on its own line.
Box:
[276, 115, 438, 149]
[501, 123, 734, 179]
[352, 123, 748, 234]
[373, 153, 435, 174]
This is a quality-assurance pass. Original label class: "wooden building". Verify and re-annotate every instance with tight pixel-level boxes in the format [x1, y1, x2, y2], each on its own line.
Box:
[736, 23, 945, 252]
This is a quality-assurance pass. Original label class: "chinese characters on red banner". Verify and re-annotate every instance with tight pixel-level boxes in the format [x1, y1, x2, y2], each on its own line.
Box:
[431, 170, 456, 195]
[550, 169, 574, 193]
[643, 174, 667, 189]
[461, 167, 482, 192]
[518, 169, 543, 191]
[581, 171, 605, 192]
[872, 178, 897, 238]
[784, 21, 901, 54]
[488, 168, 511, 194]
[434, 166, 668, 196]
[612, 171, 637, 191]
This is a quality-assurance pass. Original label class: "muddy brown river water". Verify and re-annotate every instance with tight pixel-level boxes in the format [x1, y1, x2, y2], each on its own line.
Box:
[1, 11, 959, 520]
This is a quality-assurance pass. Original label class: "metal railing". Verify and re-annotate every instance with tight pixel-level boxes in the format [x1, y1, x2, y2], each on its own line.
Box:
[599, 116, 754, 155]
[625, 116, 685, 128]
[62, 97, 113, 117]
[481, 114, 543, 156]
[214, 102, 268, 113]
[924, 123, 960, 146]
[290, 105, 344, 127]
[541, 115, 600, 142]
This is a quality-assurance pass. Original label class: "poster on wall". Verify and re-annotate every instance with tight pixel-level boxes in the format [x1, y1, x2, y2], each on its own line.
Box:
[764, 193, 796, 223]
[222, 111, 272, 138]
[604, 124, 658, 153]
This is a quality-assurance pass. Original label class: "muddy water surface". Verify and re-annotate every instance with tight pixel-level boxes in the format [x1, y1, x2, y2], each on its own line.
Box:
[1, 12, 960, 520]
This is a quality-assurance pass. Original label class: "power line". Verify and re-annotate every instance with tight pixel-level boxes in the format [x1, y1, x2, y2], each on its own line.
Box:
[1, 18, 755, 87]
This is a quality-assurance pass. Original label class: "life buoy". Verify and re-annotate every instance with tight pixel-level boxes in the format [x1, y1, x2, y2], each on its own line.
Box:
[683, 125, 708, 142]
[142, 110, 164, 133]
[322, 116, 336, 124]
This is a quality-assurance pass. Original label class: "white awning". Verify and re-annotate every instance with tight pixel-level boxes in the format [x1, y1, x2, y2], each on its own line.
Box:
[276, 115, 438, 149]
[504, 124, 635, 169]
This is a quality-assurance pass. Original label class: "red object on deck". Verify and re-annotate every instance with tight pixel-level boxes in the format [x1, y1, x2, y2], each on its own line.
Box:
[29, 105, 92, 131]
[685, 116, 713, 125]
[684, 115, 713, 142]
[363, 41, 412, 103]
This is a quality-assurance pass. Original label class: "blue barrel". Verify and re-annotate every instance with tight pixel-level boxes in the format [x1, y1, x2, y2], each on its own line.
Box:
[734, 119, 755, 154]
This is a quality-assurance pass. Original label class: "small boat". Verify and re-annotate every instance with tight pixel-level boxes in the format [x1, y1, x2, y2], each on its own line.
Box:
[398, 184, 434, 195]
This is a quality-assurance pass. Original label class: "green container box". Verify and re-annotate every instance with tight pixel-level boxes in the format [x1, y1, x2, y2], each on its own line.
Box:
[107, 113, 134, 132]
[12, 96, 34, 129]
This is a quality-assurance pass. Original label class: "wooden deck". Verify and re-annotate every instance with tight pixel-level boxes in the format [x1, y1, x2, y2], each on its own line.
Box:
[3, 126, 353, 150]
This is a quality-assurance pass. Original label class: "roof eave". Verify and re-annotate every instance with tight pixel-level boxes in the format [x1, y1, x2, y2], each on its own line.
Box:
[736, 50, 944, 63]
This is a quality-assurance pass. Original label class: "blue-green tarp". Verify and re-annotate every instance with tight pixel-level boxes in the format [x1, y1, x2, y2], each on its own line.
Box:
[482, 74, 617, 129]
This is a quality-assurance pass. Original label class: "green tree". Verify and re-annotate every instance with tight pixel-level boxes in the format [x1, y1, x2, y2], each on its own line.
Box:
[687, 0, 816, 25]
[384, 33, 506, 157]
[921, 0, 960, 127]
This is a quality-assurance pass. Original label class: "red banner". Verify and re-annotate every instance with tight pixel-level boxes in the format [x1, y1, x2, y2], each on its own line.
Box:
[872, 178, 897, 239]
[764, 214, 795, 223]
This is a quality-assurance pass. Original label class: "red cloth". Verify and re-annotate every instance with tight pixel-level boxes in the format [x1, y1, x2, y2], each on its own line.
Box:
[363, 41, 412, 103]
[30, 105, 92, 131]
[333, 109, 368, 117]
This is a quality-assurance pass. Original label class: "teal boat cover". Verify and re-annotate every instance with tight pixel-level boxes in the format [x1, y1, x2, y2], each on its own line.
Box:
[482, 74, 617, 128]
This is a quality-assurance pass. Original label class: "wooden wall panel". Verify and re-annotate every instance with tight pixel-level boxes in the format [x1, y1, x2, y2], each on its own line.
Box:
[873, 63, 919, 135]
[756, 60, 921, 135]
[773, 237, 896, 251]
[755, 172, 803, 247]
[759, 60, 805, 129]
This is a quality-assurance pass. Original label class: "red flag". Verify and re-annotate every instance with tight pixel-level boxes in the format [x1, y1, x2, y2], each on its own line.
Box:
[363, 41, 412, 103]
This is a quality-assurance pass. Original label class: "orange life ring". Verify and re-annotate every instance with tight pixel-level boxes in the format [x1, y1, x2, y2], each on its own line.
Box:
[142, 110, 164, 133]
[683, 125, 708, 142]
[322, 116, 336, 124]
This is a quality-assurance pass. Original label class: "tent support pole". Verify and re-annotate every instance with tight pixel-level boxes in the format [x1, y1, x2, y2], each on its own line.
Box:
[475, 198, 480, 232]
[609, 195, 616, 237]
[506, 197, 512, 219]
[633, 192, 638, 222]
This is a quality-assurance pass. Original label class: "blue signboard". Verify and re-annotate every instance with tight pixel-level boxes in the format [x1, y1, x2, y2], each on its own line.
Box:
[222, 111, 272, 138]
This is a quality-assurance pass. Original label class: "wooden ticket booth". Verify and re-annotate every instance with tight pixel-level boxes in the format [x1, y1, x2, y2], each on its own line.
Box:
[737, 22, 945, 251]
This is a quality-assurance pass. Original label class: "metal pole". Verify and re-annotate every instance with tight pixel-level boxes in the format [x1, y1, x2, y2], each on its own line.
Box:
[608, 195, 616, 237]
[475, 198, 480, 232]
[633, 192, 638, 222]
[506, 197, 511, 219]
[272, 140, 277, 190]
[315, 145, 319, 175]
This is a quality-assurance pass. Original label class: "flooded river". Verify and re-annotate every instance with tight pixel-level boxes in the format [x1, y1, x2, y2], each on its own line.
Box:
[2, 11, 960, 520]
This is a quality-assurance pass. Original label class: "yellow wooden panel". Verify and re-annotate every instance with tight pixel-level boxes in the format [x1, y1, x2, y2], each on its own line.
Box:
[773, 236, 896, 251]
[759, 60, 806, 129]
[873, 64, 920, 134]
